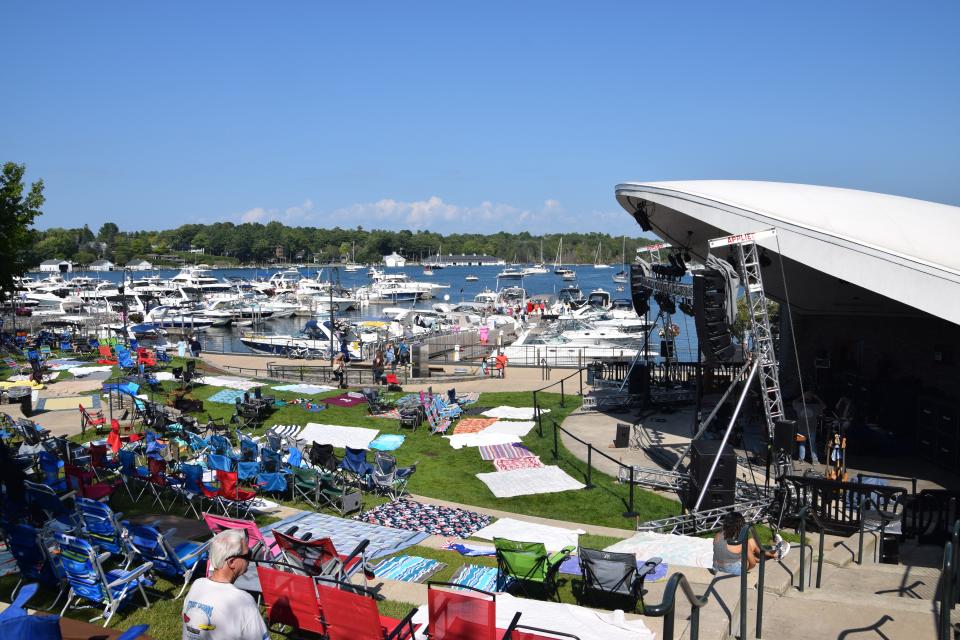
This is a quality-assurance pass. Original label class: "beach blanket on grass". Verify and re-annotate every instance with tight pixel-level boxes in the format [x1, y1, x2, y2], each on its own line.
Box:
[452, 418, 498, 434]
[559, 555, 669, 581]
[357, 500, 492, 537]
[272, 383, 336, 394]
[483, 420, 536, 437]
[473, 518, 584, 552]
[369, 434, 405, 451]
[492, 456, 544, 472]
[197, 375, 264, 390]
[445, 432, 521, 450]
[372, 555, 445, 583]
[371, 408, 402, 420]
[207, 388, 248, 404]
[322, 392, 367, 408]
[456, 392, 480, 405]
[605, 531, 713, 569]
[268, 424, 303, 440]
[262, 510, 429, 560]
[478, 443, 535, 460]
[482, 406, 549, 420]
[476, 466, 586, 499]
[442, 540, 496, 557]
[298, 423, 379, 450]
[448, 564, 503, 593]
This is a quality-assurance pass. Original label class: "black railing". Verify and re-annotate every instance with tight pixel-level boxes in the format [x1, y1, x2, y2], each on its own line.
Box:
[793, 506, 826, 591]
[531, 367, 586, 434]
[782, 476, 906, 542]
[547, 417, 641, 518]
[939, 521, 959, 640]
[643, 572, 710, 640]
[733, 524, 777, 639]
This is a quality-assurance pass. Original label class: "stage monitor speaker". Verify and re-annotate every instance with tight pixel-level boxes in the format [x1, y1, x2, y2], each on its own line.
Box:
[627, 363, 649, 402]
[773, 419, 797, 454]
[689, 439, 736, 493]
[689, 488, 735, 510]
[614, 423, 631, 448]
[693, 269, 735, 363]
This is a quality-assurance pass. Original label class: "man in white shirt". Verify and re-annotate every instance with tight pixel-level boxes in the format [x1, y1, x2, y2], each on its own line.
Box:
[182, 529, 268, 640]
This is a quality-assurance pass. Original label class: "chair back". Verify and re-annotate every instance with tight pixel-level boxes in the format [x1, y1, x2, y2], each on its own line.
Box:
[127, 523, 184, 577]
[257, 565, 325, 634]
[427, 582, 496, 640]
[286, 446, 304, 469]
[266, 431, 282, 452]
[309, 442, 338, 471]
[578, 547, 636, 596]
[315, 581, 386, 640]
[257, 472, 287, 493]
[24, 480, 72, 518]
[341, 447, 373, 476]
[272, 529, 339, 576]
[181, 463, 205, 494]
[239, 436, 259, 462]
[76, 496, 125, 555]
[206, 453, 235, 472]
[98, 345, 113, 359]
[4, 523, 59, 585]
[89, 443, 111, 469]
[216, 470, 245, 500]
[118, 449, 139, 476]
[209, 435, 233, 457]
[238, 461, 260, 482]
[374, 452, 398, 475]
[202, 512, 267, 550]
[55, 533, 109, 605]
[65, 465, 105, 499]
[38, 451, 63, 486]
[261, 448, 281, 473]
[494, 538, 549, 582]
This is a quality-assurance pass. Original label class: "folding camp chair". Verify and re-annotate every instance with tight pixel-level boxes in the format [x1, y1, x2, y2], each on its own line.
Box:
[432, 395, 463, 419]
[206, 452, 236, 473]
[238, 460, 261, 483]
[398, 405, 424, 432]
[88, 442, 121, 480]
[309, 442, 339, 471]
[178, 463, 219, 517]
[577, 548, 661, 612]
[320, 469, 363, 515]
[256, 471, 288, 496]
[38, 450, 68, 492]
[261, 447, 282, 473]
[494, 538, 575, 602]
[208, 434, 238, 459]
[75, 497, 133, 565]
[146, 458, 183, 511]
[24, 480, 77, 530]
[118, 450, 151, 501]
[96, 345, 117, 365]
[257, 564, 327, 636]
[362, 387, 394, 414]
[55, 532, 153, 627]
[315, 578, 418, 640]
[202, 512, 282, 560]
[239, 434, 260, 462]
[65, 464, 117, 501]
[272, 528, 369, 583]
[427, 582, 500, 640]
[2, 522, 67, 607]
[216, 470, 257, 518]
[372, 452, 416, 499]
[79, 404, 107, 436]
[340, 447, 375, 490]
[127, 523, 210, 598]
[423, 403, 452, 435]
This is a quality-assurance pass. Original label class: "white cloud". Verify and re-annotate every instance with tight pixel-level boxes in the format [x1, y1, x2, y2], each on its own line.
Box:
[233, 198, 315, 225]
[544, 198, 561, 211]
[331, 196, 527, 230]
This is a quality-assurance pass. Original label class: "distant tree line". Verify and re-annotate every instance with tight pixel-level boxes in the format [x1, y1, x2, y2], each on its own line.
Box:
[27, 221, 656, 267]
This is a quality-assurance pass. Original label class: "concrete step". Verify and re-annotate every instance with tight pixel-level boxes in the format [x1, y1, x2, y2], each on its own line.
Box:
[817, 561, 943, 602]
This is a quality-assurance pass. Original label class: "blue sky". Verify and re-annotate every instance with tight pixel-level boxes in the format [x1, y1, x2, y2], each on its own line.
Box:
[3, 1, 958, 235]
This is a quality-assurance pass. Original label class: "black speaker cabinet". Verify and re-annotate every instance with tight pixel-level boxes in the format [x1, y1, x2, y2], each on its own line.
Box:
[689, 488, 735, 510]
[614, 423, 631, 448]
[628, 363, 649, 402]
[773, 419, 797, 454]
[689, 439, 736, 492]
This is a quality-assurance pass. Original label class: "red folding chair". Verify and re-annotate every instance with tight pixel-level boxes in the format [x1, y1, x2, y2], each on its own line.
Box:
[64, 463, 117, 501]
[272, 528, 368, 583]
[137, 347, 157, 367]
[315, 580, 418, 640]
[202, 512, 282, 559]
[96, 344, 118, 365]
[79, 404, 106, 436]
[427, 582, 498, 640]
[257, 565, 326, 637]
[88, 443, 121, 480]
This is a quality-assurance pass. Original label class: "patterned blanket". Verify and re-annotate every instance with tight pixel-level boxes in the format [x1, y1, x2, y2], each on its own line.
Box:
[478, 443, 536, 460]
[452, 418, 499, 434]
[357, 499, 493, 538]
[492, 456, 544, 472]
[372, 555, 446, 583]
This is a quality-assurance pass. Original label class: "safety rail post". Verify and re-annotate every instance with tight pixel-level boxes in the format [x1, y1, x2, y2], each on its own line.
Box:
[858, 497, 865, 565]
[736, 525, 772, 639]
[579, 367, 583, 396]
[643, 572, 709, 640]
[941, 542, 953, 640]
[798, 515, 807, 592]
[624, 466, 637, 518]
[585, 443, 593, 488]
[552, 419, 559, 461]
[300, 365, 304, 381]
[560, 379, 565, 407]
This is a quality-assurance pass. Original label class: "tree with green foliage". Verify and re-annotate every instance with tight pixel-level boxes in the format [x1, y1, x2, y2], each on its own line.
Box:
[0, 162, 44, 297]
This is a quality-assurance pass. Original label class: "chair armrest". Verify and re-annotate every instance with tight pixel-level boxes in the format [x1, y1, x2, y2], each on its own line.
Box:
[385, 606, 419, 640]
[547, 546, 577, 566]
[181, 540, 211, 562]
[343, 538, 370, 565]
[59, 490, 77, 502]
[98, 551, 113, 564]
[106, 561, 154, 587]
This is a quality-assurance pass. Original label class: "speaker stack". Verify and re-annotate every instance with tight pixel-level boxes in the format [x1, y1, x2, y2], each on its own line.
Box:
[773, 419, 797, 456]
[629, 264, 652, 316]
[693, 269, 735, 363]
[686, 439, 736, 510]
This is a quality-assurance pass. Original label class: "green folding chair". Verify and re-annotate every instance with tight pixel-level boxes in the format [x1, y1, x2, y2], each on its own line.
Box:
[494, 537, 575, 602]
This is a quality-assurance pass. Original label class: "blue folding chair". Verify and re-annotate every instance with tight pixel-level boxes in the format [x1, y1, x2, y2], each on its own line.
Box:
[239, 435, 259, 462]
[260, 447, 282, 473]
[209, 434, 238, 459]
[206, 453, 235, 473]
[24, 480, 77, 530]
[178, 463, 219, 517]
[127, 523, 210, 598]
[118, 449, 150, 501]
[75, 497, 134, 565]
[256, 471, 288, 496]
[2, 522, 66, 607]
[55, 532, 153, 626]
[340, 447, 374, 490]
[187, 432, 212, 457]
[286, 446, 304, 470]
[38, 450, 67, 493]
[237, 460, 260, 483]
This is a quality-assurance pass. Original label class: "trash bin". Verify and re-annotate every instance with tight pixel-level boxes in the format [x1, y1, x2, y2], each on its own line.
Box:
[586, 362, 597, 385]
[7, 387, 31, 417]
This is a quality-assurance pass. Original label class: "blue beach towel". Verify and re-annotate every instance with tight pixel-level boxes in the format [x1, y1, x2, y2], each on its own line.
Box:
[372, 555, 445, 583]
[207, 388, 247, 404]
[369, 434, 405, 451]
[448, 564, 508, 592]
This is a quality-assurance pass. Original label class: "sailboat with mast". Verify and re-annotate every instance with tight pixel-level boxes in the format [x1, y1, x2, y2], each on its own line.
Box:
[553, 236, 576, 279]
[593, 240, 611, 269]
[612, 235, 628, 283]
[344, 242, 363, 272]
[524, 239, 549, 275]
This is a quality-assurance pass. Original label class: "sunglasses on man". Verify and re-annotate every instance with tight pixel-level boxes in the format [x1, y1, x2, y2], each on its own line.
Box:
[229, 551, 253, 562]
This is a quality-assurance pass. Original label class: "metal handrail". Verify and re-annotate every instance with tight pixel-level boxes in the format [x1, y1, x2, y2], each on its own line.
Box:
[531, 367, 587, 417]
[940, 540, 954, 640]
[732, 524, 777, 639]
[643, 572, 710, 640]
[793, 506, 826, 591]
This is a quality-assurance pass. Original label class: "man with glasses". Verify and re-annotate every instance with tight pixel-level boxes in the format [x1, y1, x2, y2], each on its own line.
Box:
[182, 529, 268, 640]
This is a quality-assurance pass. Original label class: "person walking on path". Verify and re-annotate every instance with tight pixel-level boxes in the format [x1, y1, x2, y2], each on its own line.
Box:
[494, 351, 509, 379]
[385, 342, 396, 372]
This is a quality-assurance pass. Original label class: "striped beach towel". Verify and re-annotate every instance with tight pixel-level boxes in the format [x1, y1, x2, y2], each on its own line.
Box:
[478, 443, 536, 461]
[492, 456, 544, 472]
[372, 555, 445, 583]
[448, 564, 509, 592]
[268, 424, 303, 440]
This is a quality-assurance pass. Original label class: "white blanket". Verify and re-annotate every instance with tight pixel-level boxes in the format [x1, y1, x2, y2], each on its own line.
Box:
[152, 372, 176, 381]
[197, 375, 265, 390]
[444, 432, 522, 450]
[606, 531, 714, 569]
[472, 517, 585, 552]
[272, 383, 336, 394]
[66, 367, 112, 377]
[298, 423, 379, 450]
[482, 406, 549, 420]
[412, 592, 654, 640]
[482, 420, 536, 437]
[476, 466, 586, 498]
